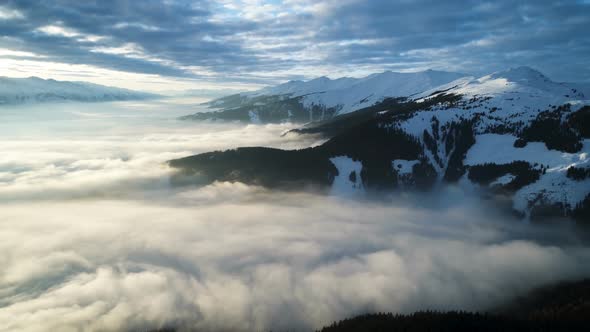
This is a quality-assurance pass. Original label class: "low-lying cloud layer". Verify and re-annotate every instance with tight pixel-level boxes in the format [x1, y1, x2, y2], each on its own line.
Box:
[1, 100, 589, 332]
[1, 184, 590, 332]
[0, 100, 322, 200]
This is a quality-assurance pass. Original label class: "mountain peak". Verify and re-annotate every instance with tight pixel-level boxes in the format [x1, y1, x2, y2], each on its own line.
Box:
[309, 76, 331, 82]
[488, 66, 550, 82]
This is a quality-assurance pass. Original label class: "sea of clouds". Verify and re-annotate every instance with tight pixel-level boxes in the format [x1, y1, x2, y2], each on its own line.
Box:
[1, 100, 589, 332]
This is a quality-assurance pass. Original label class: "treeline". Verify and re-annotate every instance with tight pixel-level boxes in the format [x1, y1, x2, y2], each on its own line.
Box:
[317, 311, 586, 332]
[516, 105, 589, 153]
[567, 166, 590, 181]
[144, 279, 590, 332]
[572, 194, 590, 224]
[467, 161, 542, 191]
[146, 310, 589, 332]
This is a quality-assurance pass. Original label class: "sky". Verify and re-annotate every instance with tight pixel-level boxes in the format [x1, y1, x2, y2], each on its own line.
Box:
[0, 0, 589, 92]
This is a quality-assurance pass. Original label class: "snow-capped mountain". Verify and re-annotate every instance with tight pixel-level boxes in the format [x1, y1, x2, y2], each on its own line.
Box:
[171, 67, 590, 222]
[0, 76, 156, 105]
[182, 70, 467, 122]
[392, 66, 589, 218]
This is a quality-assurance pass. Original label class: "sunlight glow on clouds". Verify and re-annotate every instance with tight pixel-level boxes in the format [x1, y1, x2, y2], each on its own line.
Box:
[0, 57, 259, 92]
[0, 48, 43, 58]
[34, 24, 106, 43]
[35, 25, 80, 38]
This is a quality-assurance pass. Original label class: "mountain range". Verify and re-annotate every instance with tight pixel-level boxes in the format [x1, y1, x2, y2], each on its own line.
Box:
[172, 66, 590, 222]
[0, 76, 155, 105]
[181, 69, 467, 122]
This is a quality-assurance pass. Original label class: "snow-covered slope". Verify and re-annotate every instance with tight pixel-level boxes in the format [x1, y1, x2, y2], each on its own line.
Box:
[171, 66, 590, 221]
[388, 66, 590, 218]
[253, 76, 359, 98]
[397, 66, 588, 164]
[0, 76, 155, 105]
[300, 70, 468, 115]
[415, 66, 586, 115]
[188, 70, 468, 123]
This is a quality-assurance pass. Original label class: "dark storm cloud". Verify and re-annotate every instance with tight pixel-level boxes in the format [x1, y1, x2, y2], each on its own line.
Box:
[1, 0, 589, 83]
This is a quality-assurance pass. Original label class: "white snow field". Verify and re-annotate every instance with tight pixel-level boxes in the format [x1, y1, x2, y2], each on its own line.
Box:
[330, 156, 365, 196]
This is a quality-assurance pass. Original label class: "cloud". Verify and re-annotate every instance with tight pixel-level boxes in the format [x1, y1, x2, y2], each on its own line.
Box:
[1, 100, 590, 332]
[0, 102, 322, 200]
[0, 184, 589, 332]
[0, 0, 589, 88]
[0, 0, 257, 83]
[0, 5, 23, 20]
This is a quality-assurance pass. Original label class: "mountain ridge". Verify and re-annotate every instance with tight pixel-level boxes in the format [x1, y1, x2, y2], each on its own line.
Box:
[183, 69, 469, 122]
[171, 66, 590, 221]
[0, 76, 157, 105]
[184, 66, 587, 124]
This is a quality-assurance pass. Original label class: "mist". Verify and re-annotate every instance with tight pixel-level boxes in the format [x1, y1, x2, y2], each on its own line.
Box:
[1, 100, 589, 332]
[0, 100, 322, 201]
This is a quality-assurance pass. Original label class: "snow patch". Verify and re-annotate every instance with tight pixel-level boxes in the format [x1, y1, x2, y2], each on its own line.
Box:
[329, 156, 364, 196]
[392, 159, 419, 175]
[464, 134, 587, 168]
[513, 170, 590, 215]
[465, 134, 590, 214]
[490, 174, 516, 186]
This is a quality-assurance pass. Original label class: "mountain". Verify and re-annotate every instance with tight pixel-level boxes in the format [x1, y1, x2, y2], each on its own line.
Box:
[181, 70, 467, 123]
[0, 76, 156, 105]
[170, 67, 590, 221]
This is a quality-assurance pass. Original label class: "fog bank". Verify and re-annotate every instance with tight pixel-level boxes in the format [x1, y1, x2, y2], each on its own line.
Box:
[0, 101, 321, 201]
[1, 183, 589, 332]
